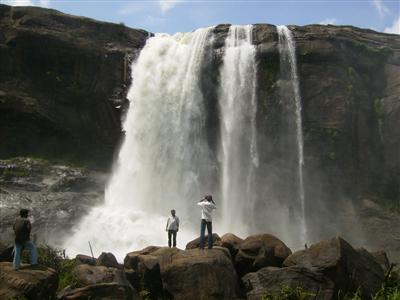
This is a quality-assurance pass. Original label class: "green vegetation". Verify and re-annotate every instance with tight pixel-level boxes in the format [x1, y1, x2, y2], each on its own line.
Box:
[0, 167, 29, 178]
[139, 290, 152, 300]
[374, 98, 385, 117]
[22, 245, 79, 291]
[347, 66, 357, 79]
[58, 259, 79, 290]
[350, 40, 392, 57]
[0, 157, 51, 179]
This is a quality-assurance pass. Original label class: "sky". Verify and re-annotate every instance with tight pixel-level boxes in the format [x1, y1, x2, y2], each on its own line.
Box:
[0, 0, 399, 35]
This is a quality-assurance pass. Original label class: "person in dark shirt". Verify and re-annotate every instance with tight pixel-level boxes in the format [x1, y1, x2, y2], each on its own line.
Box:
[13, 209, 38, 271]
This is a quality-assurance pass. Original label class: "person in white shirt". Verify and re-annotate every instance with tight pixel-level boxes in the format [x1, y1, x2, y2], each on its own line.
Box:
[165, 209, 179, 247]
[197, 195, 217, 249]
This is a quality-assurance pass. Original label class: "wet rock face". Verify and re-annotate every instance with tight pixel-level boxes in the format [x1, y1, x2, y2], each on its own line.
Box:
[0, 4, 148, 169]
[289, 25, 400, 228]
[0, 157, 106, 246]
[248, 24, 399, 255]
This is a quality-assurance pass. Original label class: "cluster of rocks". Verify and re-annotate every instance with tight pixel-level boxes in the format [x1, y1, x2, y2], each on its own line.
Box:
[0, 233, 391, 299]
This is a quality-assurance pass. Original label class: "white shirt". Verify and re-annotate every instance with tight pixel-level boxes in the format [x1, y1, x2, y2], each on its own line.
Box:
[166, 216, 180, 231]
[197, 201, 217, 222]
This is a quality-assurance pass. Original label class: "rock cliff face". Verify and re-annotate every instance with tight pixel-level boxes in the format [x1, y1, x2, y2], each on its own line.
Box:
[204, 24, 399, 256]
[0, 4, 148, 168]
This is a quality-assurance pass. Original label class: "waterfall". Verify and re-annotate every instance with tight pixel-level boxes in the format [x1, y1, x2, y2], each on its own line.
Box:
[277, 25, 307, 243]
[63, 28, 215, 259]
[63, 24, 310, 258]
[218, 25, 258, 236]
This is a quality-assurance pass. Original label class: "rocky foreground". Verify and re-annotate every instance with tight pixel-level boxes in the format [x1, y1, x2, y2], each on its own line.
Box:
[0, 234, 396, 300]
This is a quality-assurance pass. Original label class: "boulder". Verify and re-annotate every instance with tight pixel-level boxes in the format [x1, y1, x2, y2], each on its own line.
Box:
[370, 250, 391, 272]
[124, 246, 239, 299]
[97, 252, 120, 269]
[124, 246, 161, 268]
[235, 234, 292, 276]
[57, 264, 135, 300]
[0, 262, 58, 300]
[58, 282, 138, 300]
[124, 247, 164, 299]
[243, 266, 334, 300]
[219, 233, 243, 259]
[0, 242, 13, 262]
[159, 247, 238, 300]
[283, 237, 385, 298]
[185, 233, 221, 249]
[72, 264, 128, 287]
[76, 254, 96, 265]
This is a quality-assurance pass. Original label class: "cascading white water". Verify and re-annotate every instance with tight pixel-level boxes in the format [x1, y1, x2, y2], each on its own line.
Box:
[63, 24, 311, 258]
[277, 25, 307, 243]
[63, 28, 214, 259]
[218, 25, 259, 237]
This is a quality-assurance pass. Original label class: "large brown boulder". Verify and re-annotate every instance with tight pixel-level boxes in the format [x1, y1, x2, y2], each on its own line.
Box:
[58, 264, 134, 300]
[159, 247, 238, 300]
[0, 262, 58, 300]
[124, 246, 239, 300]
[97, 252, 120, 269]
[124, 246, 164, 299]
[72, 264, 127, 286]
[75, 254, 96, 265]
[185, 233, 221, 249]
[235, 234, 292, 276]
[58, 283, 138, 300]
[242, 266, 334, 300]
[219, 233, 244, 259]
[283, 237, 385, 298]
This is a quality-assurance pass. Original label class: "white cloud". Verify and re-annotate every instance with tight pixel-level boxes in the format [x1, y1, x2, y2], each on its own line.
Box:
[1, 0, 34, 6]
[319, 18, 337, 25]
[1, 0, 50, 7]
[159, 0, 183, 13]
[372, 0, 390, 17]
[384, 17, 400, 34]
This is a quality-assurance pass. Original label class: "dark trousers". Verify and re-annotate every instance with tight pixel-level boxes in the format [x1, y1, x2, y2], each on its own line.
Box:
[168, 230, 177, 247]
[199, 219, 213, 249]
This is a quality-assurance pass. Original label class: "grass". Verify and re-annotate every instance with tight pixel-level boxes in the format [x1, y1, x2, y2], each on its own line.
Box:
[22, 245, 79, 291]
